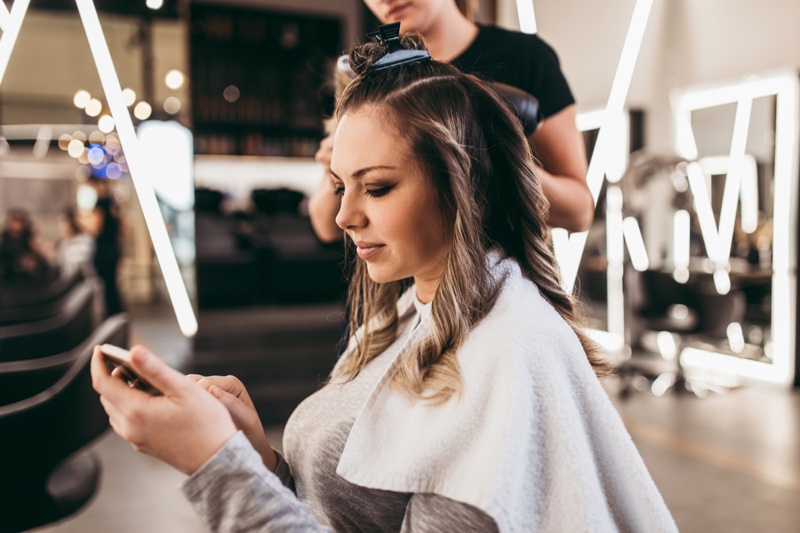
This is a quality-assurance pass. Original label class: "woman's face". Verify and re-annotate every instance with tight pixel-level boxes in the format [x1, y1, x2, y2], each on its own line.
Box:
[331, 107, 451, 300]
[362, 0, 449, 35]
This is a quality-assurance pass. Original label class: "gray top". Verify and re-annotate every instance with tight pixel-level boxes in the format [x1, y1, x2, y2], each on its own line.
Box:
[182, 295, 498, 532]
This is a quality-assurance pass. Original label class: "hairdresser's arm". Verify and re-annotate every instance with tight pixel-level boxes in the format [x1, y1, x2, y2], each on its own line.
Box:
[308, 135, 344, 243]
[531, 104, 595, 232]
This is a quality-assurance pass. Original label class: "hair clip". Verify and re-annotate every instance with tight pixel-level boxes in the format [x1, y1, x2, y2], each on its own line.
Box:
[366, 22, 430, 73]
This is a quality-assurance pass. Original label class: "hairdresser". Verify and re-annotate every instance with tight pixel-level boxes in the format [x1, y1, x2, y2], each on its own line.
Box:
[310, 0, 593, 242]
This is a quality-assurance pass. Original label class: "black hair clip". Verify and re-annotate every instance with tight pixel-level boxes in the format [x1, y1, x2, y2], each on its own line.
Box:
[367, 22, 430, 73]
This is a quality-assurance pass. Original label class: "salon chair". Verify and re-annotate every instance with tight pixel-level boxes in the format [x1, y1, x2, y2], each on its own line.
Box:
[0, 280, 96, 361]
[0, 272, 89, 327]
[619, 269, 747, 397]
[0, 269, 81, 312]
[0, 313, 129, 533]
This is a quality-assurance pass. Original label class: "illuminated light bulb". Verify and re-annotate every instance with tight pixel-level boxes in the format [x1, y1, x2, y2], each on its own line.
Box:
[72, 130, 87, 143]
[73, 90, 91, 108]
[134, 101, 152, 120]
[78, 151, 90, 165]
[122, 87, 137, 107]
[98, 115, 115, 133]
[87, 144, 105, 166]
[58, 133, 73, 150]
[85, 98, 102, 117]
[89, 130, 105, 144]
[164, 69, 185, 90]
[76, 184, 97, 210]
[146, 0, 164, 10]
[67, 138, 85, 158]
[106, 162, 123, 179]
[223, 85, 240, 103]
[163, 96, 181, 114]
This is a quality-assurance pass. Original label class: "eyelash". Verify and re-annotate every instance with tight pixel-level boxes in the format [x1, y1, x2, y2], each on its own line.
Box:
[332, 185, 394, 198]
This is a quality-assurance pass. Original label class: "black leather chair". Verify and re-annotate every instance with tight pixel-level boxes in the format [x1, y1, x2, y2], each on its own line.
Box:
[0, 280, 96, 361]
[0, 270, 81, 311]
[620, 269, 747, 397]
[0, 313, 129, 533]
[0, 273, 91, 327]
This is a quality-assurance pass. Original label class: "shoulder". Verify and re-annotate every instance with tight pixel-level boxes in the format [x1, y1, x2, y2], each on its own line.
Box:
[471, 25, 562, 62]
[457, 257, 582, 377]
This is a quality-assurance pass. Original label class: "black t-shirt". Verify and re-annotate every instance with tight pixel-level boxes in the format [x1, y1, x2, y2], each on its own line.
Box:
[451, 25, 575, 119]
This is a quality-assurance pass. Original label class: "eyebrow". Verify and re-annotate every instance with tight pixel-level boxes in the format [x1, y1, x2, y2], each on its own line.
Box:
[329, 165, 398, 181]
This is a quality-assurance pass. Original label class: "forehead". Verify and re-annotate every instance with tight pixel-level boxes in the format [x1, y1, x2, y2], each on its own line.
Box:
[331, 107, 412, 173]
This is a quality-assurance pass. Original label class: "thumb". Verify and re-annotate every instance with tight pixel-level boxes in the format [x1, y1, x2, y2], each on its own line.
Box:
[129, 346, 188, 396]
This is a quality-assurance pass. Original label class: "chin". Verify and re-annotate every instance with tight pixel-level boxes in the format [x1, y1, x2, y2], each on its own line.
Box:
[365, 264, 401, 284]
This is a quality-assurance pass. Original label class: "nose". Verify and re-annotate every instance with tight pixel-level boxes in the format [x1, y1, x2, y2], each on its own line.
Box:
[335, 190, 367, 231]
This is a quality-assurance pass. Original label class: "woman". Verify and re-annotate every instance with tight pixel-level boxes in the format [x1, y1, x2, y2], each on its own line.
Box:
[91, 197, 124, 317]
[91, 37, 675, 532]
[57, 207, 95, 279]
[310, 0, 593, 242]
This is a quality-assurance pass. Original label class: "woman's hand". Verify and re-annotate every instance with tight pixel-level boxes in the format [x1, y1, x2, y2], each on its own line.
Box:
[186, 374, 278, 472]
[91, 345, 238, 476]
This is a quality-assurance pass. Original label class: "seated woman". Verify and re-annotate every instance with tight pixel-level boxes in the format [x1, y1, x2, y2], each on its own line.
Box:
[91, 33, 676, 532]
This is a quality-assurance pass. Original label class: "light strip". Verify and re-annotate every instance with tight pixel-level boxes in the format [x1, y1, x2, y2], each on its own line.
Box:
[699, 155, 759, 234]
[515, 0, 537, 34]
[75, 0, 197, 337]
[0, 1, 10, 31]
[605, 186, 625, 351]
[717, 96, 753, 266]
[555, 0, 654, 294]
[622, 216, 649, 271]
[673, 209, 690, 283]
[32, 125, 53, 159]
[0, 0, 30, 86]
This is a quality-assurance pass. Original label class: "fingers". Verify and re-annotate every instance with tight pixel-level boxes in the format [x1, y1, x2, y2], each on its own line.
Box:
[208, 385, 257, 428]
[128, 345, 189, 397]
[91, 347, 144, 403]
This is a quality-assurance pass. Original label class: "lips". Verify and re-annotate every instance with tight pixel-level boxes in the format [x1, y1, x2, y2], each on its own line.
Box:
[387, 2, 411, 20]
[355, 242, 385, 260]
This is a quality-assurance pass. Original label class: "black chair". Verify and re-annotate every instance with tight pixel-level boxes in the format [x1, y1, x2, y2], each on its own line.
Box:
[620, 269, 747, 397]
[0, 280, 96, 361]
[0, 313, 129, 533]
[0, 269, 81, 311]
[0, 273, 92, 327]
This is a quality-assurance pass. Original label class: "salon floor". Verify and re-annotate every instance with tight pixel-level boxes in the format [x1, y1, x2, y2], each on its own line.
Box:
[35, 303, 800, 533]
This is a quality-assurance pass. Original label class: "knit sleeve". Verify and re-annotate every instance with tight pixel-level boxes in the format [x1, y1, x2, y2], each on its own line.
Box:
[181, 431, 332, 533]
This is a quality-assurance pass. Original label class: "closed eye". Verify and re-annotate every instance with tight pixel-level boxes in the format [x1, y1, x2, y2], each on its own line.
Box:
[365, 185, 394, 198]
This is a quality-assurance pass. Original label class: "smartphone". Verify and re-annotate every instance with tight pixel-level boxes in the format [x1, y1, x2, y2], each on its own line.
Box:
[100, 344, 161, 396]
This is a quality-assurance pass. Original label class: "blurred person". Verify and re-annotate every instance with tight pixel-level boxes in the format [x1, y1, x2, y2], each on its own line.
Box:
[91, 36, 675, 532]
[309, 0, 593, 243]
[57, 207, 95, 280]
[0, 208, 54, 282]
[91, 197, 124, 316]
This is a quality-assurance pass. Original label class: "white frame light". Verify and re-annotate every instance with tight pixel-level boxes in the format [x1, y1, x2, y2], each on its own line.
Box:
[673, 70, 799, 386]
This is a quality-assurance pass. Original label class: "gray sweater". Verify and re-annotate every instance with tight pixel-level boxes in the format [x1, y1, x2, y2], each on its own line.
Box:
[182, 297, 498, 532]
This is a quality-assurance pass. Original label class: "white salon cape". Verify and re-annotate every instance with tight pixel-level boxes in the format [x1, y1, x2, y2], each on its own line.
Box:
[336, 255, 677, 532]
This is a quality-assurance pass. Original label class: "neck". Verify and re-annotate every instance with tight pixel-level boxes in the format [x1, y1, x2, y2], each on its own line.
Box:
[419, 6, 478, 62]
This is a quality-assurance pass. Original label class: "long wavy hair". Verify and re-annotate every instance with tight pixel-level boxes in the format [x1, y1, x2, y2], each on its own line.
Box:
[332, 35, 609, 403]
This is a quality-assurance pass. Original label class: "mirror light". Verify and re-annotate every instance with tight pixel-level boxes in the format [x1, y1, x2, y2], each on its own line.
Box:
[134, 101, 152, 120]
[673, 70, 799, 386]
[122, 87, 137, 106]
[164, 69, 185, 90]
[73, 89, 91, 108]
[0, 0, 30, 86]
[146, 0, 164, 10]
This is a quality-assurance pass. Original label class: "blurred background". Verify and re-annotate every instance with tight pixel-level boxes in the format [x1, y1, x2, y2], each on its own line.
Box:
[0, 0, 798, 531]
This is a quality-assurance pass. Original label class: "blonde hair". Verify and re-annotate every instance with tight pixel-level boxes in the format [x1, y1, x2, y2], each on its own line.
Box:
[333, 35, 609, 403]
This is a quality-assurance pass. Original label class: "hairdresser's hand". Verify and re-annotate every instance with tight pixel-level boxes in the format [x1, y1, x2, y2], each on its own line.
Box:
[186, 374, 278, 472]
[91, 346, 238, 476]
[309, 135, 344, 243]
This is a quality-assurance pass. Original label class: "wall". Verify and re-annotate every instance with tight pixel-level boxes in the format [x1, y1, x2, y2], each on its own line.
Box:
[497, 0, 800, 151]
